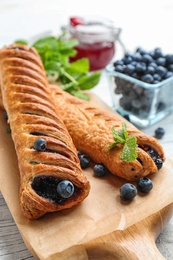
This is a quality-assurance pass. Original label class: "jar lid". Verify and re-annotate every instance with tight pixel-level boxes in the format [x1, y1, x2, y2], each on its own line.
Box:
[68, 16, 121, 43]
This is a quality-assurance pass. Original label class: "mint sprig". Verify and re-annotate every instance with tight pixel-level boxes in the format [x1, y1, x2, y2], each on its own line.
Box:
[107, 123, 138, 162]
[32, 35, 100, 100]
[14, 35, 101, 100]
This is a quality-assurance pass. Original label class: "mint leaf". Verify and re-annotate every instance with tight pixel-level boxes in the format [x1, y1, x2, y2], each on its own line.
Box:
[107, 123, 138, 162]
[78, 72, 101, 90]
[31, 34, 101, 100]
[68, 58, 89, 73]
[120, 136, 138, 162]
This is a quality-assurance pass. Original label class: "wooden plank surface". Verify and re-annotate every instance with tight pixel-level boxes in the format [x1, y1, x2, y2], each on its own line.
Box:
[1, 191, 173, 260]
[1, 93, 173, 259]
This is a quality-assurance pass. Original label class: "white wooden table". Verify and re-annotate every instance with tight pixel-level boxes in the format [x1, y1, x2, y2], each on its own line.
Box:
[0, 0, 173, 259]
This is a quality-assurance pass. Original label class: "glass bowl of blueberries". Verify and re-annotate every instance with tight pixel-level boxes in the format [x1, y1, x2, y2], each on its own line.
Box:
[106, 47, 173, 128]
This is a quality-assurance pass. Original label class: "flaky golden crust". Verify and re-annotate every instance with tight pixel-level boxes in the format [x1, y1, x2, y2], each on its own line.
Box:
[50, 85, 165, 181]
[0, 44, 90, 219]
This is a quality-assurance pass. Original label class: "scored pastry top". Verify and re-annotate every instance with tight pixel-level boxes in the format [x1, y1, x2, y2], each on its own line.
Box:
[50, 85, 165, 181]
[0, 44, 90, 219]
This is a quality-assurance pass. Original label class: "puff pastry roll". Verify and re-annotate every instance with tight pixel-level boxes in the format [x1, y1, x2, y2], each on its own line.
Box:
[0, 44, 90, 220]
[50, 85, 165, 181]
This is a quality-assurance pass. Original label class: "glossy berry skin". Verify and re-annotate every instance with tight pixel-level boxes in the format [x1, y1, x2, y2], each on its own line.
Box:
[57, 180, 74, 199]
[120, 183, 137, 201]
[141, 74, 154, 83]
[124, 64, 135, 75]
[93, 163, 107, 177]
[79, 154, 91, 169]
[34, 138, 47, 151]
[115, 64, 124, 73]
[137, 177, 153, 193]
[147, 148, 163, 170]
[155, 127, 165, 139]
[155, 158, 163, 170]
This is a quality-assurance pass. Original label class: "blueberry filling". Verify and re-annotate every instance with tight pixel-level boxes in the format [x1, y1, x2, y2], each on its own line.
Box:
[142, 146, 163, 170]
[31, 176, 76, 203]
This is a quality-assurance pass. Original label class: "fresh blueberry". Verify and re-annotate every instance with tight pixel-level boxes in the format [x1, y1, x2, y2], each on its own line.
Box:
[137, 177, 153, 193]
[156, 66, 167, 78]
[153, 48, 163, 59]
[132, 53, 143, 62]
[165, 54, 173, 64]
[148, 62, 158, 69]
[131, 61, 137, 66]
[154, 158, 163, 170]
[131, 72, 139, 79]
[167, 64, 173, 72]
[142, 54, 153, 64]
[93, 163, 107, 177]
[79, 154, 91, 169]
[34, 138, 47, 151]
[124, 64, 135, 75]
[155, 127, 165, 139]
[136, 47, 148, 55]
[122, 55, 133, 65]
[146, 65, 155, 75]
[164, 71, 173, 79]
[57, 180, 74, 198]
[113, 60, 124, 66]
[135, 62, 146, 73]
[115, 65, 124, 73]
[141, 74, 154, 83]
[120, 183, 137, 201]
[153, 73, 162, 81]
[156, 57, 166, 66]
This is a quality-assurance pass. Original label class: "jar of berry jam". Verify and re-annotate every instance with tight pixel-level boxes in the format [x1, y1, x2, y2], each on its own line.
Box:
[64, 16, 123, 71]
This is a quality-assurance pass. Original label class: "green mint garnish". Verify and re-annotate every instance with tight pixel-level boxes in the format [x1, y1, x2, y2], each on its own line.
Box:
[14, 34, 101, 100]
[107, 123, 138, 162]
[32, 35, 101, 100]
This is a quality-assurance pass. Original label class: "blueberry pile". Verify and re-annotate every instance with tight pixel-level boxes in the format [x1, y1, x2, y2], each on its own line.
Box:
[114, 47, 173, 83]
[112, 47, 173, 118]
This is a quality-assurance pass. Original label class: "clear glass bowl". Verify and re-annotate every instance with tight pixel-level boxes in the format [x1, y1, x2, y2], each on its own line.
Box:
[106, 64, 173, 128]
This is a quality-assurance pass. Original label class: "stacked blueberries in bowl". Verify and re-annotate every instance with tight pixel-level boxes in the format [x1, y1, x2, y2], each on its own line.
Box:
[106, 47, 173, 128]
[114, 47, 173, 84]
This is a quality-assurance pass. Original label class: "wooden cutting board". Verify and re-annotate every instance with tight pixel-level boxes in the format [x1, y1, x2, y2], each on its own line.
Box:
[1, 92, 173, 260]
[83, 203, 173, 260]
[80, 94, 173, 260]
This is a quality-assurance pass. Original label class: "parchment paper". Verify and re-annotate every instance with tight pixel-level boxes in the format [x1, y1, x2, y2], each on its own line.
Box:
[0, 95, 173, 260]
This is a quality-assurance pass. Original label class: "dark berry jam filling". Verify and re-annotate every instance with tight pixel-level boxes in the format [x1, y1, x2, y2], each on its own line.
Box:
[31, 176, 76, 203]
[142, 146, 163, 170]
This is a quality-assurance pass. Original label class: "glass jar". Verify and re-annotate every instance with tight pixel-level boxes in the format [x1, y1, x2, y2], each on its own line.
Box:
[64, 16, 122, 71]
[106, 64, 173, 128]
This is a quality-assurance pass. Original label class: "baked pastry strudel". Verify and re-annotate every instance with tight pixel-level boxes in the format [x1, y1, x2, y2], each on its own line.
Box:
[0, 44, 90, 219]
[50, 85, 165, 181]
